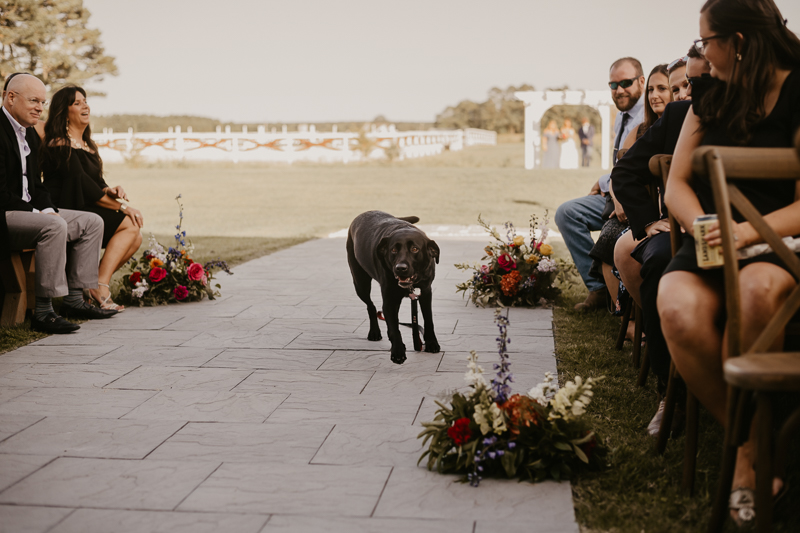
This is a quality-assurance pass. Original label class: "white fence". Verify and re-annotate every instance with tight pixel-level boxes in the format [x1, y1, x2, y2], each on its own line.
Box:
[94, 125, 497, 164]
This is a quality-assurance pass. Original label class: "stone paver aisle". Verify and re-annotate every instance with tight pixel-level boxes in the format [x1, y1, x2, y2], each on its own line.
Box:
[0, 235, 578, 533]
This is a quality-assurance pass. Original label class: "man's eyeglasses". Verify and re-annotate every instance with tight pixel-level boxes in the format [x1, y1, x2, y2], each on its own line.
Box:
[668, 56, 689, 71]
[608, 77, 639, 90]
[8, 91, 48, 108]
[693, 34, 729, 55]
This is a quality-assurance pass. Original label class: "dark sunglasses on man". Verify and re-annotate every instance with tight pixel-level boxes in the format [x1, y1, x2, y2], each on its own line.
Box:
[608, 77, 639, 90]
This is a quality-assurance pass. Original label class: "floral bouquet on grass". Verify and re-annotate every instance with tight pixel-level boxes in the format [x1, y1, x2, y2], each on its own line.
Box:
[455, 213, 566, 307]
[418, 309, 604, 486]
[117, 195, 232, 306]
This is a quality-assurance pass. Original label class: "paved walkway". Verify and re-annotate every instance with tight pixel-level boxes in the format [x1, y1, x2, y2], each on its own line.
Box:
[0, 236, 578, 533]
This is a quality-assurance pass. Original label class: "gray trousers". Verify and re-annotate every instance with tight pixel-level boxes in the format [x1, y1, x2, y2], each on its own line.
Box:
[5, 209, 103, 298]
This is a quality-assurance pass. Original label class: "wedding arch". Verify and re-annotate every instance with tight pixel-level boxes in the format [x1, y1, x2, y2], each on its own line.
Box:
[514, 90, 616, 170]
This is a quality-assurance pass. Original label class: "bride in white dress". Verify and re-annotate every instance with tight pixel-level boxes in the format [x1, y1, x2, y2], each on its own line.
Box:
[559, 119, 579, 169]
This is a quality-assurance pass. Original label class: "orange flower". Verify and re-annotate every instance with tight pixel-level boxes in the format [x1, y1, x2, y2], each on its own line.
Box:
[501, 394, 539, 435]
[500, 270, 522, 296]
[149, 258, 163, 268]
[484, 246, 494, 256]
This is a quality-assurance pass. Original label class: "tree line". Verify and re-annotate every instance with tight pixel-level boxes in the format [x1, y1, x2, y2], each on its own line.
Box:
[435, 84, 602, 135]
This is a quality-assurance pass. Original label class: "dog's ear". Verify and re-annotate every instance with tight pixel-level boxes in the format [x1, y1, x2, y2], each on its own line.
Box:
[427, 240, 440, 264]
[378, 236, 391, 262]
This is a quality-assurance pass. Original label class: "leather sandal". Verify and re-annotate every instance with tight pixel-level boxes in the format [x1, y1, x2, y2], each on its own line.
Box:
[91, 283, 125, 312]
[729, 487, 756, 526]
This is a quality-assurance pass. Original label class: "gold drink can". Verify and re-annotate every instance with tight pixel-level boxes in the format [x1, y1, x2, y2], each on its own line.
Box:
[693, 214, 724, 269]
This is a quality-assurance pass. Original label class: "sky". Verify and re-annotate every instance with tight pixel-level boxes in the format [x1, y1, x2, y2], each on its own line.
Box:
[82, 0, 800, 123]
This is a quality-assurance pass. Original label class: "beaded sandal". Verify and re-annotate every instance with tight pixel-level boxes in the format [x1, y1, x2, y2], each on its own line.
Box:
[91, 283, 125, 312]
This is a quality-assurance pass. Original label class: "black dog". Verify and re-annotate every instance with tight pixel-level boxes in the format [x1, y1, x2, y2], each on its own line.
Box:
[346, 211, 441, 364]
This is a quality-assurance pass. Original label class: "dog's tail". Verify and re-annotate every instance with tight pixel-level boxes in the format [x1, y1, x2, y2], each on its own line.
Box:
[397, 216, 420, 224]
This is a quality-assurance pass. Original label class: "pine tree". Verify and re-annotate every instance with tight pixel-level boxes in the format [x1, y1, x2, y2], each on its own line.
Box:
[0, 0, 117, 94]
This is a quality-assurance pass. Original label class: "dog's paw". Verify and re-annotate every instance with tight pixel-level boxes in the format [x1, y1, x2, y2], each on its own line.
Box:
[424, 341, 440, 353]
[424, 336, 440, 353]
[390, 346, 407, 365]
[367, 329, 382, 341]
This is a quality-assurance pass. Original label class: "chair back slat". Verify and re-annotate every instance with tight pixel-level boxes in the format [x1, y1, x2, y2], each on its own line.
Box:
[698, 146, 800, 358]
[750, 285, 800, 354]
[727, 186, 800, 280]
[693, 146, 800, 179]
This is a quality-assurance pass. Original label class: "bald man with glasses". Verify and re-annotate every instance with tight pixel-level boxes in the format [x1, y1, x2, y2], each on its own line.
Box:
[1, 73, 116, 334]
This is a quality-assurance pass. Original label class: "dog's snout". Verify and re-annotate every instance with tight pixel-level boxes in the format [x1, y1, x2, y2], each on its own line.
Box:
[395, 263, 409, 274]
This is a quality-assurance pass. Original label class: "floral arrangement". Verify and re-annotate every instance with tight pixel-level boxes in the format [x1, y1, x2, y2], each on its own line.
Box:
[117, 195, 231, 306]
[455, 213, 564, 307]
[418, 309, 604, 486]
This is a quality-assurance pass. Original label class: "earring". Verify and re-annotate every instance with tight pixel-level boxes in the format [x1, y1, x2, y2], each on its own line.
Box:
[736, 53, 742, 61]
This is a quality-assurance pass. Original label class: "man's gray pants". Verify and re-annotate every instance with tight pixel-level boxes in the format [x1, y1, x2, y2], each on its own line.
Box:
[5, 209, 103, 298]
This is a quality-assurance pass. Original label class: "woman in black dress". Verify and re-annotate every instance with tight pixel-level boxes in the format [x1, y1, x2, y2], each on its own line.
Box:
[657, 0, 800, 523]
[42, 86, 144, 311]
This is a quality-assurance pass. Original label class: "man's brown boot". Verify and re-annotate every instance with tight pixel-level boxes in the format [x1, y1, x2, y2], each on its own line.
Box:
[574, 288, 607, 312]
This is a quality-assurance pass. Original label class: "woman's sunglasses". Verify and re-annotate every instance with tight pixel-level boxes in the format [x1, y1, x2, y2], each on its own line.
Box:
[608, 77, 639, 90]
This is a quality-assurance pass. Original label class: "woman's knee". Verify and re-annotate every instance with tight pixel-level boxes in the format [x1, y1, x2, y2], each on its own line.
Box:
[658, 275, 715, 340]
[739, 265, 794, 317]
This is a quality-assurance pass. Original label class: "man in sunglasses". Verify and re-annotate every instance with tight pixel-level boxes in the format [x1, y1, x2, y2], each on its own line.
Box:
[555, 57, 645, 311]
[611, 50, 711, 435]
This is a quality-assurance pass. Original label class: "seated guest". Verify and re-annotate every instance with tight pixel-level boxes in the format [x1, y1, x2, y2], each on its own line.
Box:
[612, 52, 711, 434]
[555, 57, 645, 311]
[1, 74, 116, 333]
[590, 64, 673, 313]
[667, 46, 705, 103]
[658, 0, 800, 522]
[42, 86, 144, 312]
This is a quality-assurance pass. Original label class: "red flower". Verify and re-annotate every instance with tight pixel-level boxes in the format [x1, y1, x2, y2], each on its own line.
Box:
[187, 262, 205, 281]
[173, 285, 189, 301]
[129, 271, 142, 285]
[496, 253, 517, 271]
[149, 267, 167, 283]
[447, 417, 473, 446]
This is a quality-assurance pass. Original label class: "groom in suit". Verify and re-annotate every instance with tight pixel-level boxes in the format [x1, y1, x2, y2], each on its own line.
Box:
[1, 73, 116, 333]
[577, 117, 595, 167]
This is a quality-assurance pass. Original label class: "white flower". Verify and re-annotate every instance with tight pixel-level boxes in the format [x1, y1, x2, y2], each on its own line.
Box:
[464, 351, 489, 390]
[537, 257, 558, 273]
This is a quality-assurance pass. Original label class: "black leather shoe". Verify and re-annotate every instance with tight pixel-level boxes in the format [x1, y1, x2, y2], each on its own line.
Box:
[30, 312, 81, 334]
[60, 303, 118, 320]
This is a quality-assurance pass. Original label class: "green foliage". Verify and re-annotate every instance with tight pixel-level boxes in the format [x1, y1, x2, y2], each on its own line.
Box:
[0, 0, 118, 94]
[435, 84, 535, 134]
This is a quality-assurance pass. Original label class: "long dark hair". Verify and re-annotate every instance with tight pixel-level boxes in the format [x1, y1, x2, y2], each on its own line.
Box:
[642, 64, 670, 131]
[42, 85, 102, 175]
[697, 0, 800, 143]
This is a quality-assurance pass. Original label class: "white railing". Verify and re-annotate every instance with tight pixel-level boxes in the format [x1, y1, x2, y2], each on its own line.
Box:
[94, 125, 496, 164]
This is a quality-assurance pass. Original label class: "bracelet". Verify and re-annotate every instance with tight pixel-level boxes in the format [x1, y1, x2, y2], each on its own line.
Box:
[119, 204, 127, 211]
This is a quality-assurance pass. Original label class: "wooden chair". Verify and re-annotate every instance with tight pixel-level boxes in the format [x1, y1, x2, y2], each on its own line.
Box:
[0, 250, 35, 327]
[647, 154, 702, 494]
[690, 145, 800, 533]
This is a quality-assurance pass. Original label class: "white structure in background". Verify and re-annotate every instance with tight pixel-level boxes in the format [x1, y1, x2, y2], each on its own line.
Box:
[514, 90, 616, 170]
[93, 124, 497, 164]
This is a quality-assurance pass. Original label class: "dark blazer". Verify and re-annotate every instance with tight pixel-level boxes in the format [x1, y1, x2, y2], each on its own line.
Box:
[0, 108, 56, 259]
[611, 100, 691, 240]
[577, 124, 595, 145]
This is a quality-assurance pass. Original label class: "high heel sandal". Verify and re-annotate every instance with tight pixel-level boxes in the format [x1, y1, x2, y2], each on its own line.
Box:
[92, 283, 125, 312]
